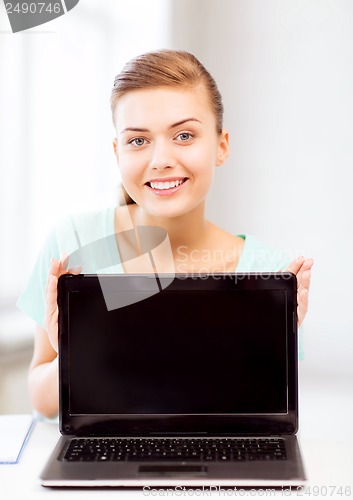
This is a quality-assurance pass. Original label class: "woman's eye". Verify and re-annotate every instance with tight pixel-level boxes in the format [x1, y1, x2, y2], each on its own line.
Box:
[129, 137, 146, 147]
[176, 132, 192, 142]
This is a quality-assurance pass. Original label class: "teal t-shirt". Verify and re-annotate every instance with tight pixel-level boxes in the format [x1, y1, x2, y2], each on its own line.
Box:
[17, 206, 304, 359]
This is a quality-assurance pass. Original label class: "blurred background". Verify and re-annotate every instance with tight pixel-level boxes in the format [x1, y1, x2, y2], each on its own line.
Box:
[0, 0, 352, 414]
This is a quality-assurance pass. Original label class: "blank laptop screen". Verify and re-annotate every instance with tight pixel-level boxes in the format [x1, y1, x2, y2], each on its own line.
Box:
[67, 288, 288, 415]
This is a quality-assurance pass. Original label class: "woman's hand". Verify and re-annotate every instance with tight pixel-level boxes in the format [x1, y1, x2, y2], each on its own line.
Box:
[44, 253, 82, 353]
[284, 256, 314, 327]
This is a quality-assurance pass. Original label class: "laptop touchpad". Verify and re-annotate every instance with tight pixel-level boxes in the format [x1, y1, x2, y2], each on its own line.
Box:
[139, 465, 207, 476]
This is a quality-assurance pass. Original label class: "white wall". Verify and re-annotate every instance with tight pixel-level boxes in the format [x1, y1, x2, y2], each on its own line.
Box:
[171, 0, 353, 377]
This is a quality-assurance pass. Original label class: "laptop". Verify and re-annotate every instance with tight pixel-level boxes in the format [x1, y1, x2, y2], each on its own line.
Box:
[39, 272, 307, 488]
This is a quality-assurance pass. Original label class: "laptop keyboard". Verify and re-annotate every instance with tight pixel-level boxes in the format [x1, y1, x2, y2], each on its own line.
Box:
[63, 437, 287, 462]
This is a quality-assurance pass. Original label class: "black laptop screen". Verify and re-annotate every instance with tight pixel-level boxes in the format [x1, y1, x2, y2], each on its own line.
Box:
[66, 287, 288, 415]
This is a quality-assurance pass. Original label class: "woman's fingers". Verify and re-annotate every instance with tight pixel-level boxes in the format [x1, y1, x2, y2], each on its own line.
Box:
[285, 256, 305, 275]
[297, 261, 313, 299]
[58, 252, 69, 276]
[298, 287, 309, 327]
[284, 256, 314, 327]
[284, 257, 314, 291]
[45, 258, 59, 297]
[44, 253, 82, 353]
[58, 253, 82, 275]
[67, 265, 82, 274]
[296, 258, 314, 285]
[45, 274, 59, 352]
[45, 253, 82, 296]
[300, 269, 311, 290]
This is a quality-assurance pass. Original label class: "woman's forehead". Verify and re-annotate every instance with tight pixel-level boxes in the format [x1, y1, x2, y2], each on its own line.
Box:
[113, 85, 214, 129]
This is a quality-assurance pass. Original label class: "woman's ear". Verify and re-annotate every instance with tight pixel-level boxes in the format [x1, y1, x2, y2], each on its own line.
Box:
[216, 129, 229, 166]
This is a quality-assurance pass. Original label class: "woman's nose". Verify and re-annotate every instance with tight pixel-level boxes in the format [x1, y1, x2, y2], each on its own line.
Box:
[149, 140, 175, 170]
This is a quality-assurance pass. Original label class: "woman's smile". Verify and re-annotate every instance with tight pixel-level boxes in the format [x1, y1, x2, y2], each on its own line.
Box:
[145, 177, 188, 196]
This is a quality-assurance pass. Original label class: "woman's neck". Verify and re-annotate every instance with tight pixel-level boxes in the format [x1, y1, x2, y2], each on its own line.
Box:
[115, 202, 242, 274]
[131, 202, 209, 251]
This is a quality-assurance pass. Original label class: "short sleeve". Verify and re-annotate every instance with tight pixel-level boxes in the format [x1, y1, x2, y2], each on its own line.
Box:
[16, 228, 61, 328]
[16, 207, 122, 329]
[236, 234, 292, 272]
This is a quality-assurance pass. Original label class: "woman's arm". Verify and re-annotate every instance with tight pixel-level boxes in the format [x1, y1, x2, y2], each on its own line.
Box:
[28, 324, 59, 419]
[28, 255, 82, 419]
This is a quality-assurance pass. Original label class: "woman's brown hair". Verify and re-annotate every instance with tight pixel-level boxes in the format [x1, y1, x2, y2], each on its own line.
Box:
[111, 49, 224, 205]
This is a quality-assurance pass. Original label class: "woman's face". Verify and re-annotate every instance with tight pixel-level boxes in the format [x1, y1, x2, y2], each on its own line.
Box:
[113, 85, 229, 219]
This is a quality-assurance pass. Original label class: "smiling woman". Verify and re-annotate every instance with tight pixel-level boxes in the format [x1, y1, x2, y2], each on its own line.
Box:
[16, 49, 313, 419]
[111, 50, 225, 207]
[112, 85, 228, 220]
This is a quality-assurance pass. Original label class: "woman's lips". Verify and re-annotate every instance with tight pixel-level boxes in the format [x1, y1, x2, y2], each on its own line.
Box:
[145, 177, 188, 196]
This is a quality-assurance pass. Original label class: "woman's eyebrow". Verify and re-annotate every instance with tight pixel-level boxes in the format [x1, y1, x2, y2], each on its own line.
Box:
[169, 118, 202, 129]
[120, 127, 149, 135]
[120, 118, 202, 135]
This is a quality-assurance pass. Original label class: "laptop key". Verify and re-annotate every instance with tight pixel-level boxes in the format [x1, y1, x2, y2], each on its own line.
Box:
[63, 437, 287, 462]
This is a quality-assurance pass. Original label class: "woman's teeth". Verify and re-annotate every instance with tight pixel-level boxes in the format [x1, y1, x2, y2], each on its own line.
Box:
[150, 179, 184, 190]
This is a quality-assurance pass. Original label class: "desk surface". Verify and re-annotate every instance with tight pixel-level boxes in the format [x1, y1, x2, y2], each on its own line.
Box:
[1, 366, 352, 499]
